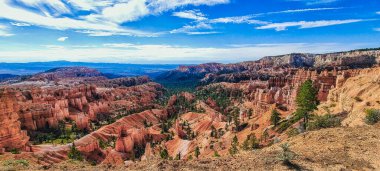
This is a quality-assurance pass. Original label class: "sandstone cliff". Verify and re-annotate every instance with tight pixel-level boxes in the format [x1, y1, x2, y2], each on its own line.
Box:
[0, 90, 29, 152]
[316, 67, 380, 126]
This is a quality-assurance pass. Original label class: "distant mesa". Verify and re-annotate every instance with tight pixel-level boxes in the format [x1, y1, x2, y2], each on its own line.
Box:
[30, 67, 105, 81]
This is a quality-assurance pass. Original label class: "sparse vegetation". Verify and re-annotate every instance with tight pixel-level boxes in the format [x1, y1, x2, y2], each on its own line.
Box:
[229, 135, 239, 156]
[10, 148, 20, 154]
[354, 96, 363, 102]
[160, 148, 169, 160]
[99, 136, 117, 149]
[68, 143, 83, 161]
[2, 159, 29, 168]
[270, 109, 281, 127]
[175, 153, 181, 160]
[364, 109, 380, 125]
[195, 146, 200, 159]
[286, 128, 300, 138]
[308, 114, 341, 130]
[213, 150, 220, 157]
[261, 129, 269, 142]
[277, 143, 296, 166]
[195, 85, 243, 115]
[30, 120, 87, 145]
[242, 133, 259, 150]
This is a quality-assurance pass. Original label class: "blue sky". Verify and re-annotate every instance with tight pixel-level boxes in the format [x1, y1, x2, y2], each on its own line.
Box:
[0, 0, 379, 64]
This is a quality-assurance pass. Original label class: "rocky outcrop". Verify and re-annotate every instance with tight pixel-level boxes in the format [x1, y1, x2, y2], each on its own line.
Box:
[316, 67, 380, 126]
[17, 85, 99, 131]
[158, 49, 380, 85]
[0, 89, 29, 152]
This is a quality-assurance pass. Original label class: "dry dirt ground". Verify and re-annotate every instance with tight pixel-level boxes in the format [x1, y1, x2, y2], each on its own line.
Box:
[128, 124, 380, 171]
[1, 124, 379, 171]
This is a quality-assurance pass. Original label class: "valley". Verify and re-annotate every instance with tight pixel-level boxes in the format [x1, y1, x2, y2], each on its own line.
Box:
[0, 48, 380, 170]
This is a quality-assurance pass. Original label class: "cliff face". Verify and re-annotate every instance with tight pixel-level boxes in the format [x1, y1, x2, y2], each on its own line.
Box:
[0, 90, 29, 152]
[158, 49, 380, 84]
[17, 85, 99, 131]
[316, 67, 380, 127]
[260, 50, 380, 68]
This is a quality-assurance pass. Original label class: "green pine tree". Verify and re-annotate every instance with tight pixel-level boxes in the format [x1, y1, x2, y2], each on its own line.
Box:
[270, 109, 281, 127]
[195, 146, 200, 159]
[160, 148, 169, 159]
[229, 135, 239, 155]
[296, 79, 319, 130]
[68, 143, 83, 161]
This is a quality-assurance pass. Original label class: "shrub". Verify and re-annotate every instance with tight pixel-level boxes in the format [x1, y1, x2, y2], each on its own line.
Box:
[68, 143, 83, 161]
[277, 143, 296, 165]
[286, 128, 300, 138]
[365, 109, 380, 125]
[160, 148, 169, 159]
[242, 133, 259, 150]
[194, 146, 200, 158]
[213, 150, 220, 157]
[270, 109, 281, 127]
[354, 97, 363, 102]
[174, 153, 181, 160]
[229, 135, 239, 156]
[3, 159, 29, 167]
[308, 114, 341, 130]
[9, 148, 20, 154]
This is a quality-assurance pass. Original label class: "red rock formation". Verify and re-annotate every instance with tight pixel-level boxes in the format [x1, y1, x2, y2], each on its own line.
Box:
[0, 89, 29, 152]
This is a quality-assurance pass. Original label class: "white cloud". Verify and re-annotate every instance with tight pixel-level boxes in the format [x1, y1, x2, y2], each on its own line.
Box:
[10, 22, 31, 27]
[67, 0, 113, 11]
[170, 7, 340, 35]
[57, 37, 68, 42]
[288, 0, 339, 5]
[0, 0, 231, 37]
[172, 10, 207, 20]
[377, 11, 380, 15]
[147, 0, 230, 13]
[103, 43, 135, 48]
[85, 0, 149, 24]
[256, 19, 364, 31]
[210, 16, 268, 25]
[170, 22, 214, 34]
[18, 0, 71, 15]
[83, 0, 229, 24]
[43, 45, 65, 49]
[0, 1, 153, 37]
[267, 7, 342, 14]
[0, 43, 370, 64]
[375, 28, 380, 32]
[0, 24, 13, 37]
[186, 31, 220, 35]
[208, 7, 339, 25]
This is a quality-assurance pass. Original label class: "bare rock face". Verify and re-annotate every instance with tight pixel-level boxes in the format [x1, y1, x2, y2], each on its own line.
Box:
[317, 67, 380, 126]
[17, 85, 100, 131]
[0, 89, 29, 152]
[160, 49, 380, 85]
